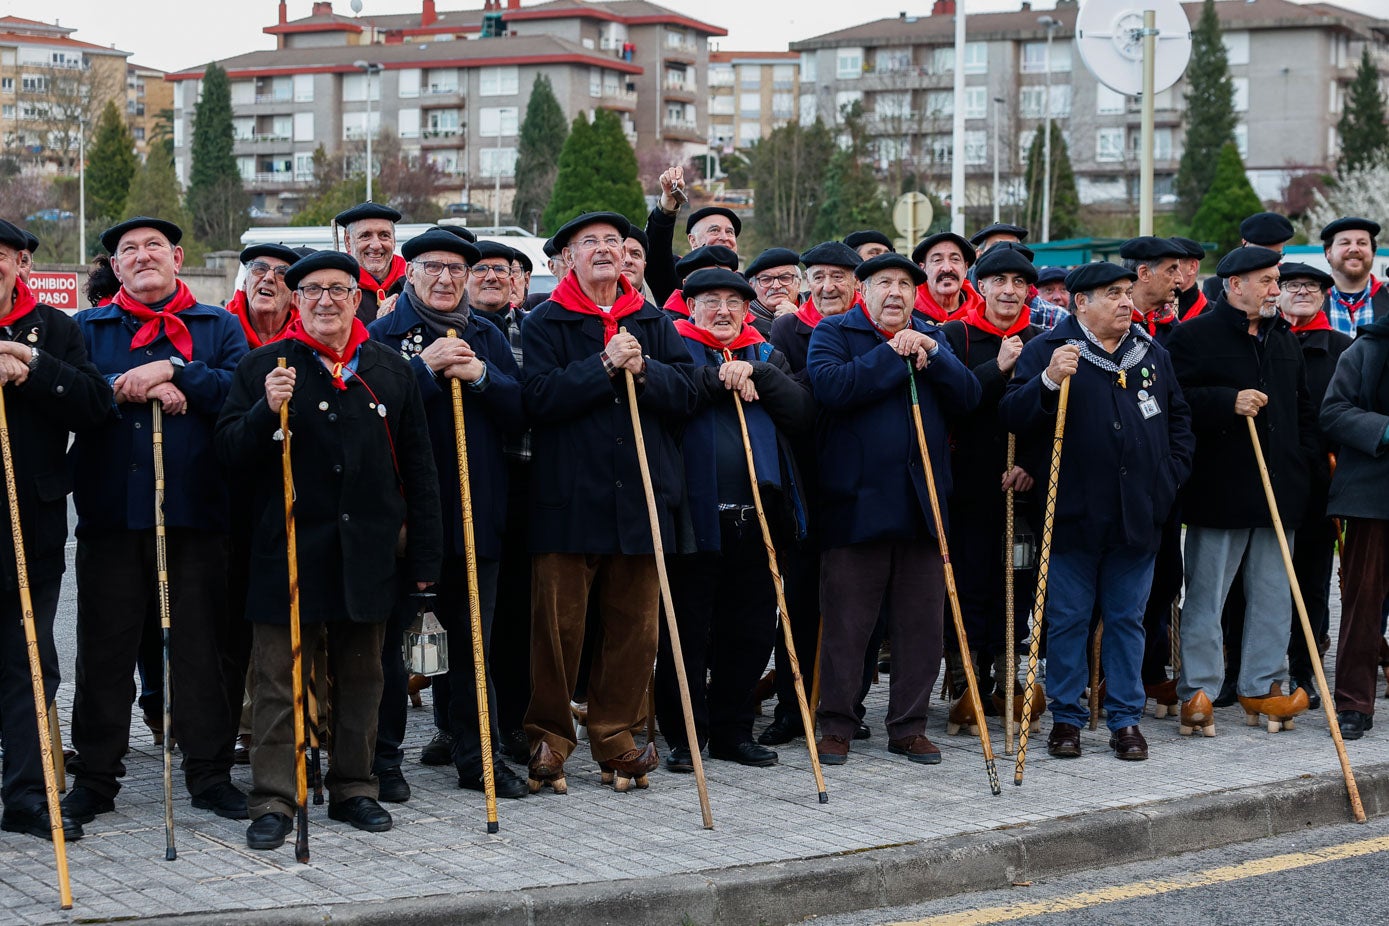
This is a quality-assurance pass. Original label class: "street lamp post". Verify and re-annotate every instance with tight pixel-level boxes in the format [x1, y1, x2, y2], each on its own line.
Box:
[992, 96, 1004, 222]
[353, 60, 381, 201]
[77, 118, 86, 263]
[1038, 16, 1060, 243]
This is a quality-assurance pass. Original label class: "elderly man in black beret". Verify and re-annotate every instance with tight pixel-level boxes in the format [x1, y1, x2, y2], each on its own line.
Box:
[1166, 246, 1318, 738]
[1199, 212, 1296, 305]
[744, 247, 802, 336]
[645, 165, 741, 305]
[657, 267, 813, 772]
[1119, 236, 1185, 342]
[1000, 261, 1193, 760]
[807, 252, 980, 766]
[1321, 217, 1386, 335]
[335, 203, 406, 323]
[844, 230, 894, 261]
[970, 222, 1028, 253]
[1168, 237, 1207, 321]
[913, 232, 981, 324]
[1036, 266, 1070, 312]
[662, 245, 740, 320]
[767, 242, 862, 379]
[521, 211, 697, 794]
[0, 220, 109, 842]
[623, 229, 649, 294]
[217, 249, 442, 849]
[227, 244, 301, 349]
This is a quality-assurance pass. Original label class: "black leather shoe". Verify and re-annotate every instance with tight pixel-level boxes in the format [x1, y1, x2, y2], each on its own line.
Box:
[1213, 678, 1239, 708]
[376, 767, 411, 803]
[1291, 678, 1322, 711]
[710, 740, 778, 767]
[419, 731, 454, 767]
[328, 796, 392, 832]
[501, 728, 530, 765]
[60, 785, 114, 825]
[1108, 725, 1149, 760]
[1047, 722, 1082, 758]
[1, 805, 83, 841]
[245, 812, 293, 850]
[664, 746, 695, 773]
[757, 715, 802, 746]
[854, 723, 871, 741]
[458, 761, 530, 799]
[1338, 710, 1373, 740]
[191, 781, 249, 819]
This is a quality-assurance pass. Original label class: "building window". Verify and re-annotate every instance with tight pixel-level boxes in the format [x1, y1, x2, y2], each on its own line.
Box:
[710, 95, 734, 116]
[928, 135, 953, 163]
[964, 86, 987, 119]
[479, 106, 518, 137]
[1096, 127, 1125, 162]
[398, 108, 420, 138]
[800, 52, 817, 83]
[799, 93, 817, 126]
[399, 69, 421, 99]
[667, 66, 692, 91]
[964, 42, 988, 75]
[772, 63, 796, 86]
[426, 109, 461, 135]
[771, 92, 794, 120]
[874, 48, 913, 73]
[294, 152, 315, 182]
[1, 104, 13, 119]
[1020, 85, 1070, 118]
[834, 90, 863, 120]
[1223, 31, 1250, 67]
[479, 66, 519, 97]
[21, 74, 48, 93]
[479, 146, 517, 177]
[876, 91, 912, 119]
[709, 65, 734, 88]
[343, 111, 382, 139]
[231, 80, 255, 106]
[293, 73, 314, 103]
[738, 121, 761, 146]
[739, 92, 761, 116]
[1021, 41, 1071, 74]
[1234, 123, 1248, 158]
[341, 73, 380, 103]
[1232, 77, 1249, 113]
[1, 77, 12, 93]
[836, 47, 863, 79]
[925, 90, 953, 118]
[665, 28, 689, 49]
[424, 68, 458, 95]
[1096, 84, 1126, 115]
[965, 130, 988, 165]
[293, 112, 314, 142]
[932, 47, 955, 74]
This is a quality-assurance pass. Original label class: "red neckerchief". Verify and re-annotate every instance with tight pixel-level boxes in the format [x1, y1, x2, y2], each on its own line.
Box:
[1132, 304, 1177, 337]
[965, 302, 1030, 339]
[1180, 290, 1208, 323]
[226, 290, 295, 349]
[794, 298, 824, 328]
[664, 288, 689, 317]
[1289, 311, 1332, 333]
[361, 255, 407, 302]
[546, 272, 645, 344]
[858, 300, 900, 341]
[914, 279, 980, 323]
[0, 275, 39, 328]
[115, 280, 198, 361]
[673, 317, 764, 352]
[281, 315, 371, 390]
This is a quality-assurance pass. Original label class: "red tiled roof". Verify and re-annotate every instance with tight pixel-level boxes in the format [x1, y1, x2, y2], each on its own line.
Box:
[0, 30, 129, 56]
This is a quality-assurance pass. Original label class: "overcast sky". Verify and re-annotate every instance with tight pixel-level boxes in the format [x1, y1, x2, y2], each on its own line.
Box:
[22, 0, 1385, 73]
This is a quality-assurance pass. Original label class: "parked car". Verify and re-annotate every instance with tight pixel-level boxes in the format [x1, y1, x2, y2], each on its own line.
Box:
[445, 202, 489, 218]
[25, 209, 74, 222]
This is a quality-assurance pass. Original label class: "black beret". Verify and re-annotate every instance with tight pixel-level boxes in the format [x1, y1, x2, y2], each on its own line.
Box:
[292, 246, 317, 258]
[552, 211, 632, 251]
[334, 202, 402, 228]
[681, 267, 756, 302]
[1215, 245, 1281, 279]
[1065, 262, 1137, 293]
[0, 219, 27, 251]
[854, 252, 926, 287]
[974, 246, 1038, 285]
[22, 229, 39, 254]
[970, 222, 1029, 246]
[542, 237, 558, 258]
[239, 243, 301, 266]
[511, 249, 533, 273]
[1036, 266, 1069, 285]
[801, 241, 862, 271]
[439, 225, 477, 243]
[1169, 236, 1205, 260]
[676, 245, 739, 280]
[473, 240, 516, 264]
[625, 228, 649, 255]
[1239, 212, 1295, 246]
[285, 250, 360, 291]
[100, 216, 183, 254]
[911, 232, 975, 267]
[843, 229, 894, 252]
[744, 247, 802, 280]
[402, 228, 482, 264]
[1320, 216, 1381, 244]
[985, 240, 1036, 262]
[1118, 236, 1186, 261]
[1277, 261, 1333, 290]
[686, 206, 741, 236]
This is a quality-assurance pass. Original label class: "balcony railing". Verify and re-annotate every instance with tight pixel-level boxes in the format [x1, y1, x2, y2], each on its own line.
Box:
[253, 93, 293, 105]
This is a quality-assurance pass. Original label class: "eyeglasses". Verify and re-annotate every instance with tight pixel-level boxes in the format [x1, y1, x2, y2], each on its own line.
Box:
[297, 283, 358, 302]
[415, 260, 469, 278]
[1279, 281, 1321, 294]
[574, 236, 623, 251]
[469, 264, 512, 279]
[694, 297, 746, 312]
[754, 272, 798, 288]
[246, 261, 288, 279]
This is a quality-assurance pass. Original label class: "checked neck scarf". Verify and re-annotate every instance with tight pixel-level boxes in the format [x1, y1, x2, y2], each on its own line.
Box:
[1070, 321, 1151, 388]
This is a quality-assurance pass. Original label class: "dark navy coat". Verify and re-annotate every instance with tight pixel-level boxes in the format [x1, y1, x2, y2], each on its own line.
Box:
[768, 311, 815, 387]
[70, 299, 248, 536]
[521, 298, 698, 555]
[806, 308, 981, 550]
[1000, 315, 1194, 553]
[368, 293, 524, 561]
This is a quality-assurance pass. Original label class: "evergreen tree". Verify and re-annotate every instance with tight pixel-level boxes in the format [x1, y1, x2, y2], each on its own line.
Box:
[513, 75, 569, 234]
[125, 136, 190, 230]
[85, 100, 137, 224]
[1336, 46, 1389, 176]
[1190, 142, 1263, 255]
[542, 110, 646, 231]
[812, 103, 893, 243]
[185, 62, 248, 249]
[1174, 0, 1236, 224]
[748, 119, 837, 250]
[1021, 123, 1080, 240]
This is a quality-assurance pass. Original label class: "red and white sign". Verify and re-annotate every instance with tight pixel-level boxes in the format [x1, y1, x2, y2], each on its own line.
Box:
[27, 272, 81, 312]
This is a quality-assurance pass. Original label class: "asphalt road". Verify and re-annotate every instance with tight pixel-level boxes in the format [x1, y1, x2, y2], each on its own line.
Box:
[810, 816, 1389, 926]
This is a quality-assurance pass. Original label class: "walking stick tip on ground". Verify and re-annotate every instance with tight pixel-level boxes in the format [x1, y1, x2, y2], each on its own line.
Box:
[819, 791, 829, 804]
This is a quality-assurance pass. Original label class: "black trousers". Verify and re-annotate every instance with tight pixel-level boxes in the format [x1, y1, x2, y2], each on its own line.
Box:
[0, 578, 60, 813]
[438, 559, 501, 775]
[1141, 511, 1184, 685]
[374, 583, 415, 774]
[489, 461, 533, 738]
[771, 540, 820, 726]
[70, 529, 234, 799]
[1289, 516, 1336, 680]
[657, 516, 779, 750]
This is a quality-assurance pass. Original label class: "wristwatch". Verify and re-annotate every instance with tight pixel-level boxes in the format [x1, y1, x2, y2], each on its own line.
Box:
[169, 355, 186, 379]
[26, 347, 39, 370]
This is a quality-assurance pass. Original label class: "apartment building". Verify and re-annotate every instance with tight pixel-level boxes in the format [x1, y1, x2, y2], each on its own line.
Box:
[707, 50, 800, 153]
[127, 63, 173, 160]
[791, 0, 1389, 213]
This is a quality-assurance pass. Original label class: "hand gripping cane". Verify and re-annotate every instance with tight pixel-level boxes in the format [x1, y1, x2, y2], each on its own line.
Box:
[1015, 377, 1070, 786]
[906, 360, 1000, 796]
[1246, 417, 1364, 822]
[447, 329, 500, 834]
[0, 385, 72, 907]
[151, 401, 176, 861]
[724, 350, 827, 804]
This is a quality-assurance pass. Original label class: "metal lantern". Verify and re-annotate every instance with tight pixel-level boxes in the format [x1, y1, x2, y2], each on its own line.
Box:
[1011, 516, 1038, 571]
[404, 591, 448, 677]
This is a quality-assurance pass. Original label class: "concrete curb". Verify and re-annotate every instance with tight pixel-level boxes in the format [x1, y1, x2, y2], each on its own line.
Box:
[134, 761, 1389, 926]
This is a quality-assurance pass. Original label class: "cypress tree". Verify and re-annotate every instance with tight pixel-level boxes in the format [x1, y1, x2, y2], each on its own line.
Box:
[1174, 0, 1236, 224]
[185, 62, 248, 249]
[812, 103, 892, 243]
[1021, 123, 1080, 240]
[86, 100, 138, 224]
[542, 110, 646, 231]
[513, 75, 569, 234]
[1336, 46, 1389, 176]
[125, 136, 190, 231]
[1190, 142, 1263, 255]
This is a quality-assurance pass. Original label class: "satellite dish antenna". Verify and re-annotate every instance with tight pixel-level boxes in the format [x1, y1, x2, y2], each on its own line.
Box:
[350, 0, 364, 13]
[1075, 0, 1191, 96]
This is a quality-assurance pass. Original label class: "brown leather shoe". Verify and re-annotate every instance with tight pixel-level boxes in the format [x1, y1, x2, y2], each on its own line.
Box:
[1238, 683, 1309, 733]
[888, 734, 942, 765]
[600, 743, 659, 792]
[1179, 690, 1216, 737]
[1145, 678, 1179, 718]
[816, 734, 850, 765]
[1109, 724, 1148, 760]
[1047, 722, 1082, 758]
[527, 742, 567, 795]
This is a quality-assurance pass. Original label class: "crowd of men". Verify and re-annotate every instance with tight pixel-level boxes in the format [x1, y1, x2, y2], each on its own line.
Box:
[0, 187, 1384, 854]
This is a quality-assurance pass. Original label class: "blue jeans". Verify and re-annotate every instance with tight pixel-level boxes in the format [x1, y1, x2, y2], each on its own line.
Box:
[1045, 544, 1156, 731]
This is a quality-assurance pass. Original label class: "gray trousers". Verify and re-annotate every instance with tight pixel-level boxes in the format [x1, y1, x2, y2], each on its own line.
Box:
[1177, 526, 1293, 702]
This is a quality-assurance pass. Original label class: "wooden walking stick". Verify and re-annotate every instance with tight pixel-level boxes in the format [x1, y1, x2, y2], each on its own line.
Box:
[276, 358, 312, 862]
[0, 386, 72, 908]
[810, 621, 822, 735]
[1246, 416, 1365, 823]
[446, 329, 499, 834]
[725, 351, 827, 804]
[1004, 434, 1017, 755]
[151, 401, 176, 861]
[620, 333, 713, 829]
[1088, 621, 1104, 730]
[906, 360, 1000, 796]
[1016, 377, 1070, 786]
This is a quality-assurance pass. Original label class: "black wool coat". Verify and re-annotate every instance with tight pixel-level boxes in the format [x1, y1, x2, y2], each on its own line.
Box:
[215, 339, 442, 624]
[1164, 297, 1319, 531]
[1295, 326, 1353, 526]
